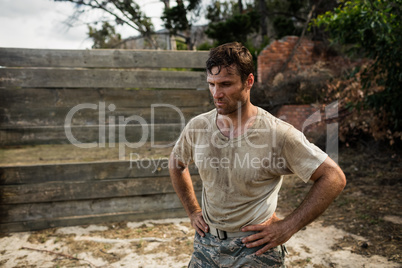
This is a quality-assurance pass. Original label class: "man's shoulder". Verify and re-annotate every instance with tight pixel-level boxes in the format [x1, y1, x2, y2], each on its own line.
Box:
[194, 109, 216, 119]
[256, 106, 294, 133]
[186, 109, 216, 128]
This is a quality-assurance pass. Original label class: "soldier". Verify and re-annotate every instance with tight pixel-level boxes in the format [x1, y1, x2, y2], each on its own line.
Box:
[169, 42, 346, 267]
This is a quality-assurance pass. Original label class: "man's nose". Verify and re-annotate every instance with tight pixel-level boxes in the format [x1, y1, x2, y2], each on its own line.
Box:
[212, 86, 224, 99]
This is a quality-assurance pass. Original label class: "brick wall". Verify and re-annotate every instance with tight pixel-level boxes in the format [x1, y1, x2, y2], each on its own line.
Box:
[257, 36, 331, 145]
[257, 36, 321, 84]
[276, 105, 327, 144]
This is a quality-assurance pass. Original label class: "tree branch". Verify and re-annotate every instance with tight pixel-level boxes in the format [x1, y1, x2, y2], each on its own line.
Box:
[92, 0, 142, 32]
[279, 4, 317, 73]
[56, 0, 159, 48]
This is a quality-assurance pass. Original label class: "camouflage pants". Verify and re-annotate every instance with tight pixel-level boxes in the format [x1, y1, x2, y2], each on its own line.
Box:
[189, 232, 286, 268]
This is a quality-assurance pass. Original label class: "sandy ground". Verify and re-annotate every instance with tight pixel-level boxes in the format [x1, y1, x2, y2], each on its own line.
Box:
[1, 144, 400, 267]
[0, 217, 400, 268]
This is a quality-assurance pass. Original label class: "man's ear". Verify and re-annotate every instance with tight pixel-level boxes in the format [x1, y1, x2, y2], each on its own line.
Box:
[246, 73, 255, 90]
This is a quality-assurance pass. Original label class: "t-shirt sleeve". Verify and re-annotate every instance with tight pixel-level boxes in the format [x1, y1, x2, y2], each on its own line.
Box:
[172, 121, 194, 166]
[282, 126, 328, 182]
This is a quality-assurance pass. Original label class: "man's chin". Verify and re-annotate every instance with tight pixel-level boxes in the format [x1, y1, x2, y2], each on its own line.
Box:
[215, 107, 236, 115]
[215, 107, 226, 114]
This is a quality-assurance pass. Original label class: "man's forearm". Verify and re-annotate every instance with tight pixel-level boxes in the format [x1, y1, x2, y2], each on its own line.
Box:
[241, 157, 346, 255]
[284, 158, 346, 235]
[169, 154, 201, 217]
[169, 153, 209, 236]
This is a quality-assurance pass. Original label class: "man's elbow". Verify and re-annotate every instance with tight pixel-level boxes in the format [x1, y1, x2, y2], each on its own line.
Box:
[340, 169, 347, 189]
[315, 161, 347, 196]
[325, 157, 346, 193]
[317, 166, 346, 199]
[333, 166, 347, 194]
[312, 158, 346, 192]
[339, 171, 347, 191]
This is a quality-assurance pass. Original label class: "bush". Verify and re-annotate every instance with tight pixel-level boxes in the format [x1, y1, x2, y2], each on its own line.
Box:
[255, 56, 401, 145]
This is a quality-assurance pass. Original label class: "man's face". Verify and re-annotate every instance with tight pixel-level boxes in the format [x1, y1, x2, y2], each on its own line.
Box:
[207, 65, 253, 115]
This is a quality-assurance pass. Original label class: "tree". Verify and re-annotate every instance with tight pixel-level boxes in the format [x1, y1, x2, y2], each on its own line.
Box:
[161, 0, 202, 50]
[56, 0, 203, 50]
[258, 0, 268, 38]
[260, 0, 339, 40]
[204, 0, 339, 50]
[55, 0, 158, 48]
[314, 0, 402, 138]
[204, 1, 260, 46]
[88, 21, 122, 48]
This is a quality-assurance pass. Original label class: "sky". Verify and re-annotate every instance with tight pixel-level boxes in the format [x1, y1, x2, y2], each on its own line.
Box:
[0, 0, 168, 49]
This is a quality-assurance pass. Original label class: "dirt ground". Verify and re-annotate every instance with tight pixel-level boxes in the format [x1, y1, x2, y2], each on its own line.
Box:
[0, 143, 401, 267]
[278, 143, 402, 267]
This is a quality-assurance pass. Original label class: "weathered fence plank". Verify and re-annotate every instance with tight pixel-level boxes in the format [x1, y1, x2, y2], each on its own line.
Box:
[0, 48, 209, 68]
[0, 191, 202, 232]
[0, 123, 186, 146]
[0, 48, 210, 232]
[0, 161, 198, 185]
[0, 193, 187, 222]
[0, 87, 212, 145]
[0, 106, 208, 126]
[0, 88, 212, 109]
[0, 69, 207, 89]
[0, 175, 201, 204]
[0, 208, 189, 233]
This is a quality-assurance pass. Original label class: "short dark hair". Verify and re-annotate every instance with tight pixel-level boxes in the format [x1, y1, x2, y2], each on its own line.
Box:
[206, 42, 254, 83]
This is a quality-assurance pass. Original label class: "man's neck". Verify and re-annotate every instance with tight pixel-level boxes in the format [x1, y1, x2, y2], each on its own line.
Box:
[216, 102, 257, 138]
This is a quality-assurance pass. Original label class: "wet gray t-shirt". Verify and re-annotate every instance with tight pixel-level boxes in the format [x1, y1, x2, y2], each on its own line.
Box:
[172, 107, 327, 232]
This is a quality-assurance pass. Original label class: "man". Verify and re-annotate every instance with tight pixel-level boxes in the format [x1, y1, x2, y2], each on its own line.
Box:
[169, 42, 346, 267]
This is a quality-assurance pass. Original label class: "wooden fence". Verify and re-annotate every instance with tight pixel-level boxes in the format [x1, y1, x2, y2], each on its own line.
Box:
[0, 48, 211, 232]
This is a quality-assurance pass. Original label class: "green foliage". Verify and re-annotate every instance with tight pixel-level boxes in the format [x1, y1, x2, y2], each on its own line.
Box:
[205, 11, 260, 45]
[88, 22, 121, 48]
[267, 0, 305, 39]
[204, 0, 339, 51]
[55, 0, 156, 47]
[197, 42, 214, 51]
[206, 0, 234, 22]
[273, 16, 299, 37]
[162, 2, 188, 34]
[176, 39, 189, 51]
[314, 0, 402, 132]
[161, 0, 201, 50]
[56, 0, 154, 33]
[111, 0, 153, 31]
[162, 0, 201, 34]
[245, 36, 270, 57]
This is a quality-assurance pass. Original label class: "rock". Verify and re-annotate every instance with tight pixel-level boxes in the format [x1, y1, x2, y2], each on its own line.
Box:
[383, 215, 402, 225]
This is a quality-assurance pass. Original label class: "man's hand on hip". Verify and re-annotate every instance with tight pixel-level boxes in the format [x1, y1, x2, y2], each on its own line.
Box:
[241, 213, 293, 256]
[190, 210, 209, 237]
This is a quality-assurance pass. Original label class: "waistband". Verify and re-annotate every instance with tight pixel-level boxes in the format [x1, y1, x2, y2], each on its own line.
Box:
[209, 226, 256, 240]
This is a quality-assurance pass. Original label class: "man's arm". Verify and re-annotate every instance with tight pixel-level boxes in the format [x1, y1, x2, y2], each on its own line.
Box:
[241, 156, 346, 255]
[169, 153, 209, 236]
